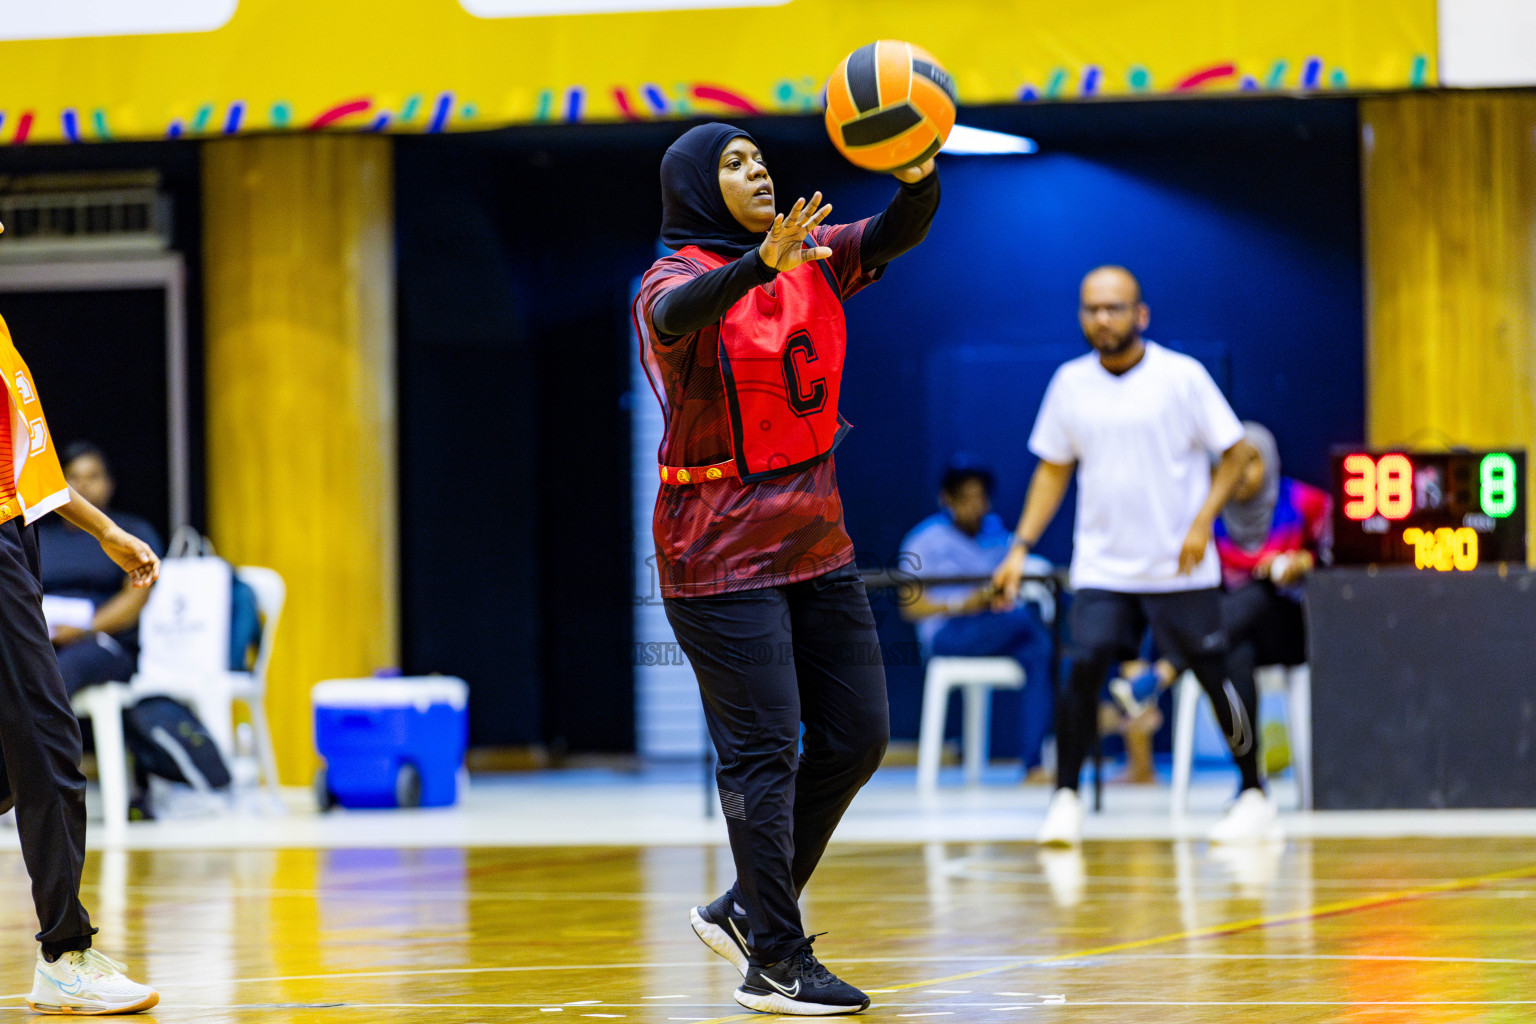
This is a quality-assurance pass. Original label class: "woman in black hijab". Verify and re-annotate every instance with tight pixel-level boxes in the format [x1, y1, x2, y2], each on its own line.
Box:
[634, 122, 938, 1015]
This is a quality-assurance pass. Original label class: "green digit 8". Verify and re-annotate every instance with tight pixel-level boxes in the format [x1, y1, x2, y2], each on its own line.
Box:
[1480, 453, 1517, 518]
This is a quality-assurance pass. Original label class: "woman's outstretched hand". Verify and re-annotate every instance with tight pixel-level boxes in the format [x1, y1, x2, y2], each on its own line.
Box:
[758, 192, 833, 271]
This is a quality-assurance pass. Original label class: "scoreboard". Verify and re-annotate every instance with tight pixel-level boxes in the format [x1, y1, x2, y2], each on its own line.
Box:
[1329, 449, 1526, 569]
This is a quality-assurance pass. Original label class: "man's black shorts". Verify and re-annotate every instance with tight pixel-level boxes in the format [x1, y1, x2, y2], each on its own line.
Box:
[1068, 587, 1228, 664]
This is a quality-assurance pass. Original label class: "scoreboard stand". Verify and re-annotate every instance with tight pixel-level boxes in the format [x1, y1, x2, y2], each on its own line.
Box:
[1307, 566, 1536, 809]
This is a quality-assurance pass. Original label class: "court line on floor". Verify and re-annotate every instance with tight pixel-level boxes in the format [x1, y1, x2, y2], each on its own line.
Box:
[78, 873, 1536, 902]
[842, 952, 1536, 966]
[74, 884, 1105, 903]
[860, 860, 1536, 995]
[157, 963, 740, 985]
[134, 945, 1536, 992]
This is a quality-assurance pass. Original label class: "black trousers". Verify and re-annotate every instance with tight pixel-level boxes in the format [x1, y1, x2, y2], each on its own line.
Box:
[664, 563, 890, 966]
[1221, 582, 1306, 704]
[1058, 587, 1261, 794]
[0, 519, 95, 956]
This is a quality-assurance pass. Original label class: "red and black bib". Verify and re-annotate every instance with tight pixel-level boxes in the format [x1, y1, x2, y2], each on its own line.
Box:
[672, 243, 850, 484]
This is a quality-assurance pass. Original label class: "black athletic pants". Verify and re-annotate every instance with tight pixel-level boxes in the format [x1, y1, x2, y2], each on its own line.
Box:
[0, 519, 96, 957]
[664, 562, 890, 966]
[1057, 587, 1262, 794]
[1221, 581, 1306, 709]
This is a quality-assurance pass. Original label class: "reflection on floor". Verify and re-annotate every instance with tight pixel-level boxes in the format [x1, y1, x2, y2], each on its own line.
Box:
[2, 765, 1535, 1021]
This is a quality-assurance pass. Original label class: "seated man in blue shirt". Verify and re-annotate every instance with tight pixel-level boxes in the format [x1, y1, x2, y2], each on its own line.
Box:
[37, 443, 164, 697]
[899, 462, 1056, 781]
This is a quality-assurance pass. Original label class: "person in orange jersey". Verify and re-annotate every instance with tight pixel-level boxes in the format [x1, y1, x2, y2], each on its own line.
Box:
[0, 217, 162, 1016]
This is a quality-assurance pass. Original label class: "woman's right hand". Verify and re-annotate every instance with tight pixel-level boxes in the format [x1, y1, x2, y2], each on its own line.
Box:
[758, 192, 833, 271]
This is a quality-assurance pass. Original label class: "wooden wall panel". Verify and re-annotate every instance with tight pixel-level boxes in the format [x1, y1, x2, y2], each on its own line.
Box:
[202, 135, 398, 784]
[1363, 92, 1536, 561]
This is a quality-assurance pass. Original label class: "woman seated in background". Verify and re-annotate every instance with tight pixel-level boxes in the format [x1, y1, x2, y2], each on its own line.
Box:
[1211, 421, 1330, 697]
[1110, 422, 1330, 769]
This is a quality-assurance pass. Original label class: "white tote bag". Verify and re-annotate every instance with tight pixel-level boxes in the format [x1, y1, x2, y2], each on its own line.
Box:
[136, 528, 232, 679]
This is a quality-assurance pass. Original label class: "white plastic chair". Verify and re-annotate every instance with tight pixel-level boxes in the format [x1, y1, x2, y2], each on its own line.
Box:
[72, 565, 286, 831]
[913, 558, 1056, 794]
[1170, 663, 1311, 814]
[916, 656, 1025, 792]
[71, 681, 134, 831]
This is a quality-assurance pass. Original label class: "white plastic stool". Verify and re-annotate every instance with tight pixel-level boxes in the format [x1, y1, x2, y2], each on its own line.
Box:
[1170, 664, 1312, 814]
[916, 656, 1025, 792]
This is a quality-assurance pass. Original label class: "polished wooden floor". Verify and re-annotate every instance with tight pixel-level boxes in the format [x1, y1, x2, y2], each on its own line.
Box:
[3, 837, 1534, 1022]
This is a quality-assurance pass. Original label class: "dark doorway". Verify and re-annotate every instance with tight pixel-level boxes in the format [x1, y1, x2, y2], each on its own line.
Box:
[0, 287, 171, 539]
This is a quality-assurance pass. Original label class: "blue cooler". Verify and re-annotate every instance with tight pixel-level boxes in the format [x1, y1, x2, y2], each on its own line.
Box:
[312, 677, 468, 809]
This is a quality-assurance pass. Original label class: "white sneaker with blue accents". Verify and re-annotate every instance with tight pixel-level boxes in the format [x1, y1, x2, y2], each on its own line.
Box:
[28, 948, 159, 1015]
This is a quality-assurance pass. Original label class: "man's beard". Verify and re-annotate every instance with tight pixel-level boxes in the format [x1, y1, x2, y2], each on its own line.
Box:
[1086, 327, 1137, 356]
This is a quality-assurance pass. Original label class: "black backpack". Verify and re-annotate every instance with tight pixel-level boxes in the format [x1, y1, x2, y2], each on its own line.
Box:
[122, 696, 232, 791]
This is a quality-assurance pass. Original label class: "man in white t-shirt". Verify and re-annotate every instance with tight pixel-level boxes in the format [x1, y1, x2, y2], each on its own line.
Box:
[993, 265, 1274, 845]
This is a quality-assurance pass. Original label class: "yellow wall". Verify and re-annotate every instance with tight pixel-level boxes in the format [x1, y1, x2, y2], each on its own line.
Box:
[202, 135, 398, 783]
[1362, 92, 1536, 561]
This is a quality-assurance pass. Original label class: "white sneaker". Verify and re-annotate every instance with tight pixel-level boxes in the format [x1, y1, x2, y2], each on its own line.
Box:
[1036, 787, 1084, 846]
[29, 948, 159, 1015]
[1209, 788, 1283, 845]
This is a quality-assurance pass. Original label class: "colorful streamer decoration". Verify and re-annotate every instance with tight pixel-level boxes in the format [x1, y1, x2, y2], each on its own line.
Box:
[0, 48, 1437, 146]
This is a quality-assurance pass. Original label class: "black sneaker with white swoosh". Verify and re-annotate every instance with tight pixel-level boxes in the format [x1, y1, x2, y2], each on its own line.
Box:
[734, 937, 869, 1015]
[690, 890, 752, 976]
